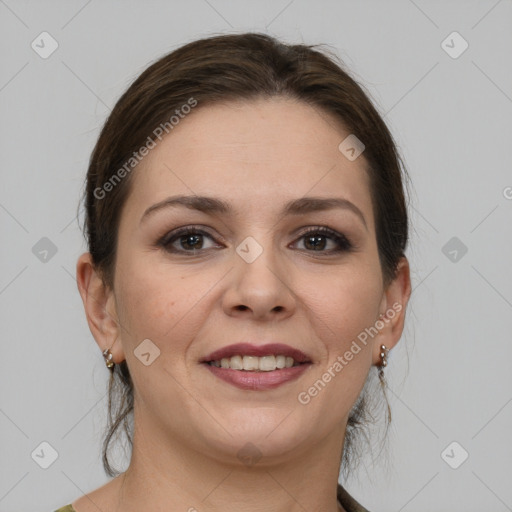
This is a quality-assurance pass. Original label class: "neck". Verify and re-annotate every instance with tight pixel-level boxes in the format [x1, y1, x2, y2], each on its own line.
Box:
[115, 410, 348, 512]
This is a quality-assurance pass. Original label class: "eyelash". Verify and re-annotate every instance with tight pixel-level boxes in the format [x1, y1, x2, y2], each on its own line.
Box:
[157, 225, 355, 255]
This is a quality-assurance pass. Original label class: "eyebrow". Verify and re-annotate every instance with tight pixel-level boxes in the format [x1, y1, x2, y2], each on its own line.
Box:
[140, 195, 368, 231]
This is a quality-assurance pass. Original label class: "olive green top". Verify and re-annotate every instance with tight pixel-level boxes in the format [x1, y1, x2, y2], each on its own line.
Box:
[54, 484, 370, 512]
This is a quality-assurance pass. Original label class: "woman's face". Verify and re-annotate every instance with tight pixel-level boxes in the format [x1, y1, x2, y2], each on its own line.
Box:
[84, 97, 409, 462]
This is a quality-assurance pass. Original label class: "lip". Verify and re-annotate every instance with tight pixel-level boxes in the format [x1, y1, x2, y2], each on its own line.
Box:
[200, 343, 311, 364]
[203, 363, 312, 390]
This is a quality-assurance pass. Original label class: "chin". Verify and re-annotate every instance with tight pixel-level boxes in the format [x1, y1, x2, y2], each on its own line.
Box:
[194, 409, 317, 465]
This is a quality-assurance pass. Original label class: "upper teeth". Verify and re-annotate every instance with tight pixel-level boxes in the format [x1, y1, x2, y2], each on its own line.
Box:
[209, 355, 298, 371]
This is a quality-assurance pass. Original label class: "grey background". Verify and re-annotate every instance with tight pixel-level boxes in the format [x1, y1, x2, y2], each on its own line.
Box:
[1, 1, 511, 511]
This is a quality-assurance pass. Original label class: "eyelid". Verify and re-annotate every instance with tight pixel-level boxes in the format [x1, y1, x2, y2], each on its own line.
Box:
[157, 225, 221, 248]
[291, 226, 354, 251]
[158, 224, 355, 254]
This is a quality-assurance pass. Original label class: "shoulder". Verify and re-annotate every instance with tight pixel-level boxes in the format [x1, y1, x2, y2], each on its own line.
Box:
[337, 483, 372, 512]
[57, 474, 124, 512]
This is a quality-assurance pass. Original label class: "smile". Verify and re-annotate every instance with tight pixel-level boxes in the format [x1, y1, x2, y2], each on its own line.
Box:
[200, 342, 313, 390]
[207, 354, 302, 371]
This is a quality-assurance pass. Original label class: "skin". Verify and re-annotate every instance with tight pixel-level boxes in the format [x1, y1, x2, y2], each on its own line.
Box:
[76, 97, 411, 512]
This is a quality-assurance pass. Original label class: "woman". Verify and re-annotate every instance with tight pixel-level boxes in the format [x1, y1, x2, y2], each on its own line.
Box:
[56, 32, 412, 512]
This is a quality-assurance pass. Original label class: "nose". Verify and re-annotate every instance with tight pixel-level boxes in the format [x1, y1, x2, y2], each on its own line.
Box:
[221, 240, 297, 322]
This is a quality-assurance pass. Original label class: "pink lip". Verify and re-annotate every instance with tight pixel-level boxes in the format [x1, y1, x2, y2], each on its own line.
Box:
[204, 364, 311, 390]
[200, 343, 311, 363]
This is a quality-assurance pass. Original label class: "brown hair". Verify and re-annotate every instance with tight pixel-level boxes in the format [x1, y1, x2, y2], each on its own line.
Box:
[80, 32, 410, 479]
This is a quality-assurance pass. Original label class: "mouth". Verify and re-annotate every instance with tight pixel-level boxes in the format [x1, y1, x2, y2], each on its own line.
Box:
[200, 342, 311, 368]
[206, 354, 305, 371]
[200, 343, 313, 390]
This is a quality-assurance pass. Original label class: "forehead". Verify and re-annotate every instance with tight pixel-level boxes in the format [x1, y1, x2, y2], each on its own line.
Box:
[127, 97, 374, 228]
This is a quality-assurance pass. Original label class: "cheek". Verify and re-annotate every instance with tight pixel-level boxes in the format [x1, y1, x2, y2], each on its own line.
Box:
[114, 253, 173, 335]
[306, 270, 381, 405]
[118, 277, 182, 339]
[306, 263, 382, 354]
[114, 256, 214, 346]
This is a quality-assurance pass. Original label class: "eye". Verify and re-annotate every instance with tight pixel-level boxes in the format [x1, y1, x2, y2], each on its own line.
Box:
[158, 226, 220, 253]
[158, 225, 354, 255]
[292, 226, 354, 253]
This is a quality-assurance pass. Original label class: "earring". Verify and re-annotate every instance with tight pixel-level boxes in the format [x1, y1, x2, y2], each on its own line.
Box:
[378, 344, 390, 380]
[103, 347, 115, 369]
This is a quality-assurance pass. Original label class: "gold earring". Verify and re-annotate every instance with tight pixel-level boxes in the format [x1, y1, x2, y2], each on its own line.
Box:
[378, 344, 389, 380]
[103, 347, 115, 369]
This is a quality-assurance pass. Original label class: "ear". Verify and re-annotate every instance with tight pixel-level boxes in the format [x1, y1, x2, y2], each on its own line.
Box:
[76, 252, 125, 364]
[371, 256, 412, 366]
